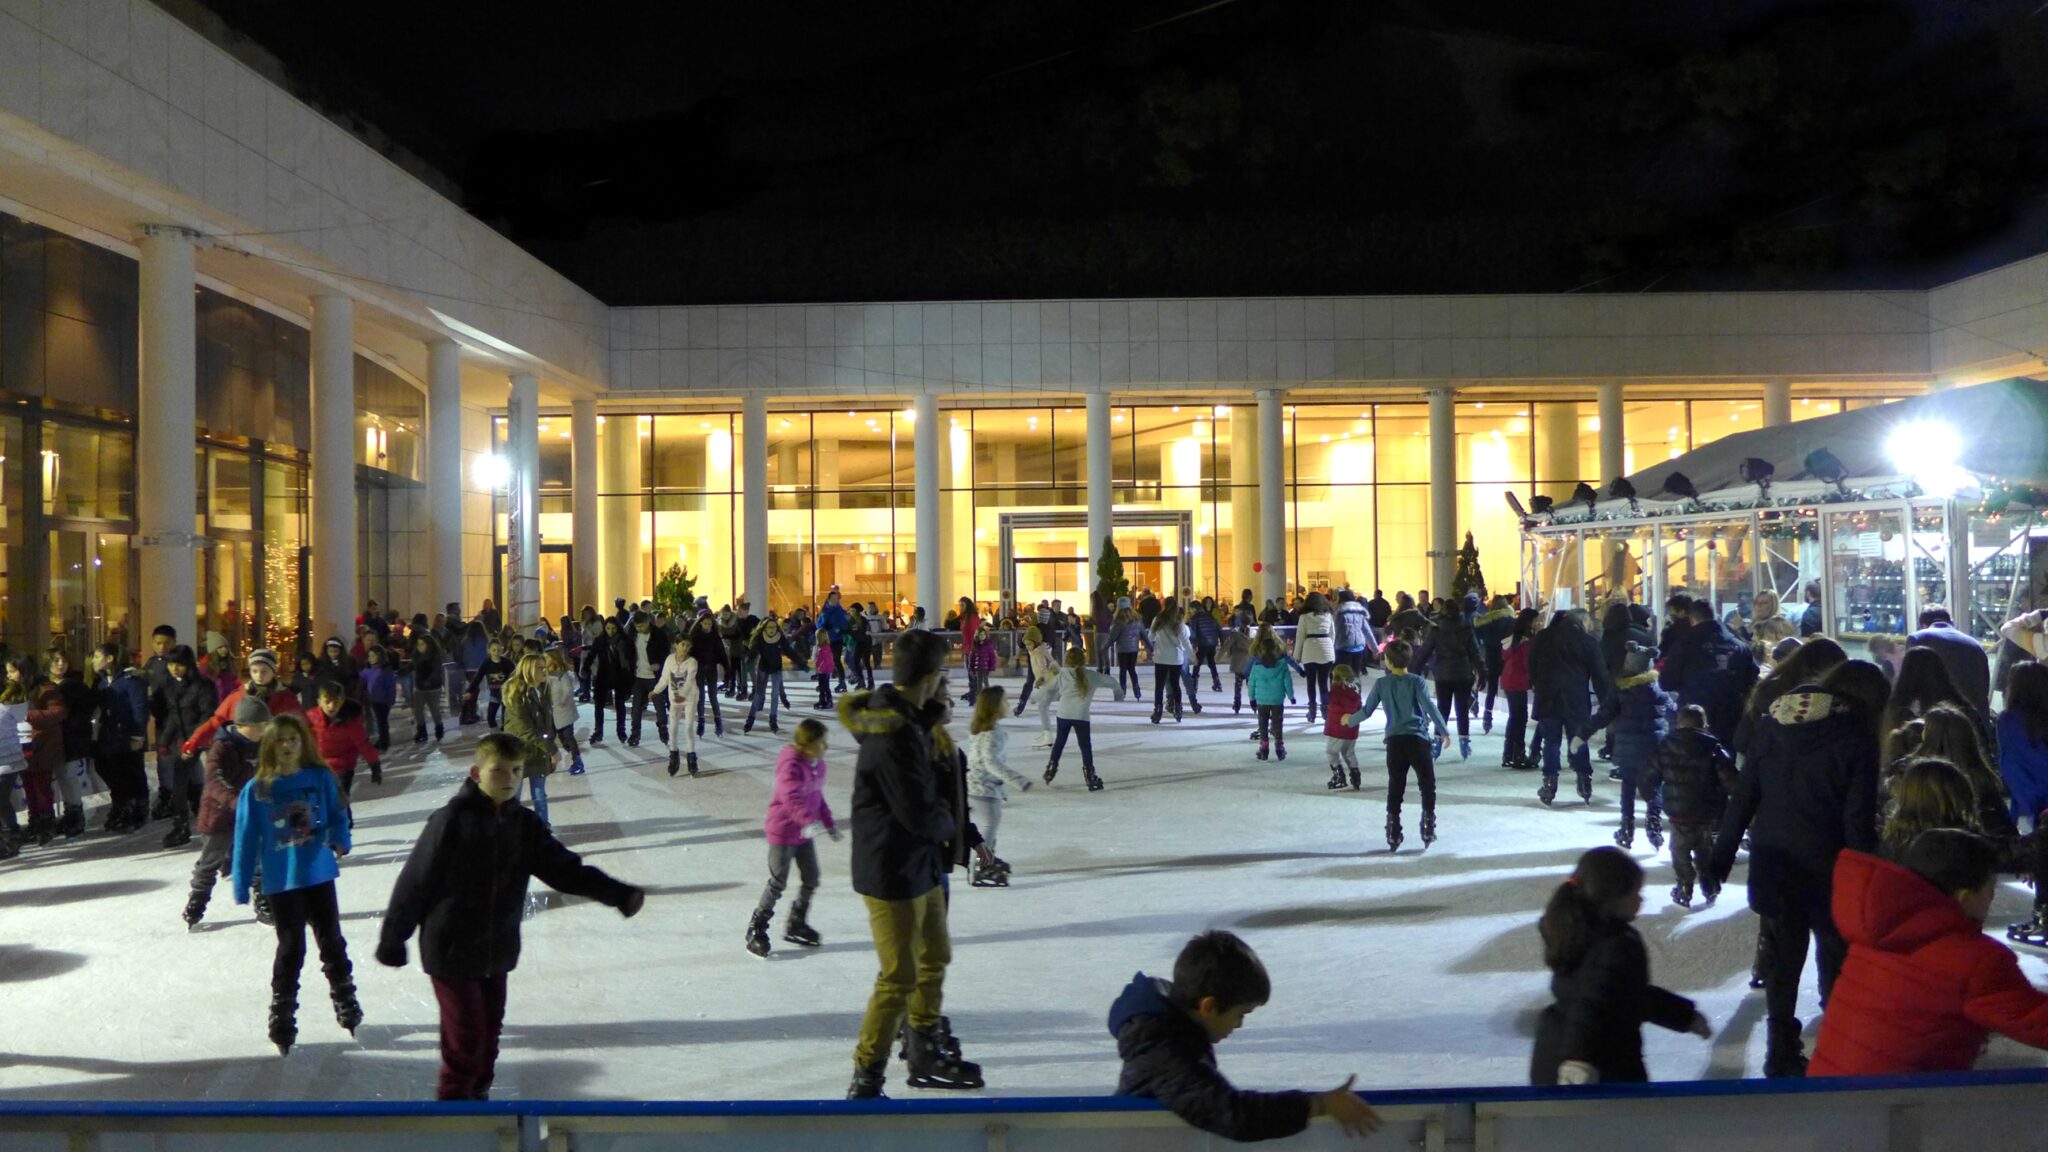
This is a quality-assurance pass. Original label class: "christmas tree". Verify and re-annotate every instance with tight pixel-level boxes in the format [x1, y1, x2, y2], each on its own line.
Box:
[1095, 536, 1131, 606]
[1449, 531, 1487, 602]
[653, 562, 698, 622]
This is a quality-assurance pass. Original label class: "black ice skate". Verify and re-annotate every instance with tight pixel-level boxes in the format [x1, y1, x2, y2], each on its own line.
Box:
[1575, 772, 1593, 804]
[253, 889, 275, 927]
[161, 818, 191, 850]
[56, 805, 84, 838]
[1255, 740, 1269, 761]
[1763, 1018, 1807, 1079]
[904, 1022, 983, 1090]
[782, 909, 821, 948]
[1385, 813, 1404, 851]
[1274, 742, 1287, 761]
[268, 990, 297, 1056]
[2008, 915, 2048, 949]
[183, 891, 207, 930]
[668, 750, 681, 777]
[1327, 766, 1347, 791]
[1084, 769, 1104, 792]
[1420, 811, 1437, 848]
[1348, 766, 1361, 790]
[327, 963, 363, 1035]
[1645, 809, 1665, 850]
[1537, 776, 1558, 806]
[745, 910, 772, 958]
[971, 859, 1008, 887]
[847, 1061, 888, 1100]
[1043, 761, 1058, 784]
[1614, 818, 1635, 850]
[687, 752, 699, 776]
[1670, 883, 1694, 909]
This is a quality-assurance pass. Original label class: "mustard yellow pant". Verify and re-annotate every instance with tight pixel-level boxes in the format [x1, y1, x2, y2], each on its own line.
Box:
[852, 887, 952, 1068]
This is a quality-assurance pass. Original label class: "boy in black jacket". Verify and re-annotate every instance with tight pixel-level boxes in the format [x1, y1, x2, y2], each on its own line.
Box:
[376, 733, 646, 1100]
[1640, 704, 1738, 908]
[1111, 931, 1381, 1142]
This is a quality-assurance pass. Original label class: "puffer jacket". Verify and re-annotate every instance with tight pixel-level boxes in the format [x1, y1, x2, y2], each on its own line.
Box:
[1186, 609, 1222, 650]
[1811, 849, 2048, 1076]
[966, 726, 1034, 801]
[1664, 620, 1759, 744]
[1712, 686, 1880, 919]
[1530, 921, 1697, 1085]
[1500, 638, 1534, 693]
[1642, 727, 1736, 827]
[154, 672, 218, 756]
[1429, 610, 1484, 684]
[1247, 658, 1291, 707]
[1324, 683, 1362, 739]
[1113, 619, 1148, 655]
[1337, 601, 1376, 654]
[1109, 972, 1311, 1142]
[1292, 611, 1337, 666]
[1530, 616, 1613, 731]
[307, 699, 380, 777]
[764, 744, 835, 845]
[1589, 671, 1671, 768]
[500, 682, 558, 779]
[840, 687, 953, 901]
[196, 725, 261, 836]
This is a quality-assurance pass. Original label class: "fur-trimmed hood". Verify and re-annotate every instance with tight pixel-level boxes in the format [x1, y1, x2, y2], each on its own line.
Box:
[1617, 670, 1660, 690]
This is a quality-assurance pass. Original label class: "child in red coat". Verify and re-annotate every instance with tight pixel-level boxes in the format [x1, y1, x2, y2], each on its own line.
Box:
[1811, 830, 2048, 1076]
[308, 680, 381, 794]
[1323, 664, 1364, 791]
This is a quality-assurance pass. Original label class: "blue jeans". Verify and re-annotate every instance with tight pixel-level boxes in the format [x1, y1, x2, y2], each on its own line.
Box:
[1537, 717, 1590, 782]
[1049, 717, 1095, 774]
[520, 776, 550, 827]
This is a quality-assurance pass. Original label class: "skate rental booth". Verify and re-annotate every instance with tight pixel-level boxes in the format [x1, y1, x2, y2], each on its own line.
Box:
[1517, 378, 2048, 656]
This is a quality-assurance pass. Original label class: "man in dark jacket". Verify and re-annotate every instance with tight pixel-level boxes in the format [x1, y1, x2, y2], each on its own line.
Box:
[152, 645, 218, 847]
[1663, 600, 1760, 746]
[839, 629, 984, 1099]
[377, 733, 644, 1100]
[1111, 930, 1379, 1141]
[91, 642, 153, 833]
[1530, 609, 1615, 806]
[1657, 593, 1694, 663]
[1367, 589, 1392, 632]
[1907, 607, 1991, 720]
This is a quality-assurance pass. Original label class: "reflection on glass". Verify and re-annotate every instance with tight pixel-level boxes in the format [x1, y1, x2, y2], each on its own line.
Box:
[1828, 509, 1907, 636]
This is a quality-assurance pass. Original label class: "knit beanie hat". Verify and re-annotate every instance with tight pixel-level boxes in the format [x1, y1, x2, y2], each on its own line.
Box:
[233, 696, 272, 726]
[246, 648, 278, 671]
[1622, 642, 1654, 678]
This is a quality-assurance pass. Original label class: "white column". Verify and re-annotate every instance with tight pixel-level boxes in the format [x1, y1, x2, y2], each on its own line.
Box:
[1230, 406, 1259, 598]
[743, 394, 769, 612]
[1086, 392, 1112, 598]
[1257, 390, 1285, 604]
[1598, 380, 1626, 482]
[427, 338, 463, 617]
[1538, 401, 1581, 504]
[571, 398, 599, 615]
[1763, 378, 1792, 426]
[137, 226, 201, 645]
[507, 372, 540, 631]
[310, 295, 356, 642]
[914, 392, 941, 620]
[1429, 386, 1458, 595]
[598, 416, 642, 604]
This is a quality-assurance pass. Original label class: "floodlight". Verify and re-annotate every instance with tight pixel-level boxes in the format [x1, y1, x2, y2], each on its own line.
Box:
[1505, 491, 1529, 518]
[1609, 477, 1639, 513]
[1572, 481, 1598, 514]
[1886, 420, 1969, 498]
[1529, 495, 1555, 515]
[473, 452, 512, 490]
[1804, 448, 1848, 494]
[1661, 472, 1699, 501]
[1740, 457, 1775, 499]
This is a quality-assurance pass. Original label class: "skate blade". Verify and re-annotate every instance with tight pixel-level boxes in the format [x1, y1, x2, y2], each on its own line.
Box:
[905, 1074, 985, 1091]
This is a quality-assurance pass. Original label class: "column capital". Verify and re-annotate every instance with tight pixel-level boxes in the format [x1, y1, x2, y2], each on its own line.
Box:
[138, 223, 208, 246]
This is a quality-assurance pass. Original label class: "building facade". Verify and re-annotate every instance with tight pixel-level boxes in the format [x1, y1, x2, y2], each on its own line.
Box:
[4, 0, 2047, 656]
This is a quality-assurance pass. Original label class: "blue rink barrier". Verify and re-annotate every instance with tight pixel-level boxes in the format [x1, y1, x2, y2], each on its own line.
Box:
[3, 1069, 2048, 1151]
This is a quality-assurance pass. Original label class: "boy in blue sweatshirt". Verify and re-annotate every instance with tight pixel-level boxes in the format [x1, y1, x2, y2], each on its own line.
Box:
[1111, 930, 1381, 1142]
[1346, 639, 1451, 851]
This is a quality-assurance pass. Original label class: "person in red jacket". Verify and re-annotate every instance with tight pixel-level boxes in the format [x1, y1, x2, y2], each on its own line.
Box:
[307, 680, 380, 794]
[1498, 610, 1538, 770]
[1323, 664, 1364, 792]
[181, 648, 303, 758]
[1811, 830, 2048, 1076]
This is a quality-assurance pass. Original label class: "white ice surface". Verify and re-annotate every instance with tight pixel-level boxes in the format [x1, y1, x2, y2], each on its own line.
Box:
[2, 673, 2044, 1102]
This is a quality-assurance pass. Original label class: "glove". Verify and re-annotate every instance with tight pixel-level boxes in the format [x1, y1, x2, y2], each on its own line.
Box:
[803, 821, 829, 842]
[619, 887, 646, 918]
[375, 941, 407, 968]
[1557, 1060, 1599, 1086]
[827, 826, 844, 843]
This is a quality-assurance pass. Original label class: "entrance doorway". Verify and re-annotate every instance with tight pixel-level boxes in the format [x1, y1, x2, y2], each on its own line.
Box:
[998, 510, 1191, 612]
[47, 528, 135, 659]
[495, 544, 574, 629]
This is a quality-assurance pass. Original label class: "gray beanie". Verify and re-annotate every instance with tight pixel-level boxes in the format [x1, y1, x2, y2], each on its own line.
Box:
[233, 696, 272, 726]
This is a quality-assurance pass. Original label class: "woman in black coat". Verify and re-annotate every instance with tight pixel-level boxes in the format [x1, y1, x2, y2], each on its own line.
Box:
[579, 618, 632, 745]
[1530, 609, 1615, 804]
[1711, 659, 1888, 1078]
[685, 615, 729, 738]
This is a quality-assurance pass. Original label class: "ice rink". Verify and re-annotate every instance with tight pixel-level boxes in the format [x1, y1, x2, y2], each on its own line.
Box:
[4, 671, 2046, 1102]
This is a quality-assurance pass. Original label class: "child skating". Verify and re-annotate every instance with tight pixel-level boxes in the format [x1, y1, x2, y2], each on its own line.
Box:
[231, 712, 359, 1054]
[966, 686, 1034, 885]
[1589, 643, 1669, 849]
[1640, 704, 1736, 907]
[658, 636, 703, 777]
[1247, 631, 1291, 761]
[544, 648, 585, 775]
[1343, 638, 1450, 850]
[1323, 663, 1364, 790]
[184, 696, 269, 929]
[1041, 648, 1122, 792]
[378, 732, 645, 1099]
[813, 636, 838, 709]
[747, 719, 839, 957]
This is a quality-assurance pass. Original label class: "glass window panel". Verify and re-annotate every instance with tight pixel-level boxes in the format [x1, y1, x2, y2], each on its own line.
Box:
[1205, 403, 1237, 486]
[811, 410, 897, 492]
[1530, 401, 1596, 497]
[1294, 406, 1374, 484]
[769, 412, 813, 492]
[1375, 405, 1430, 485]
[1690, 400, 1764, 450]
[651, 415, 736, 492]
[1295, 484, 1374, 597]
[1375, 485, 1430, 600]
[1965, 513, 2048, 642]
[1828, 508, 1907, 637]
[1622, 400, 1689, 474]
[41, 421, 132, 520]
[355, 356, 423, 480]
[205, 449, 254, 531]
[1109, 406, 1136, 483]
[767, 495, 812, 617]
[1910, 506, 1949, 626]
[1792, 398, 1842, 421]
[1458, 402, 1531, 486]
[537, 426, 572, 493]
[969, 408, 1053, 488]
[1051, 405, 1087, 487]
[1757, 509, 1823, 611]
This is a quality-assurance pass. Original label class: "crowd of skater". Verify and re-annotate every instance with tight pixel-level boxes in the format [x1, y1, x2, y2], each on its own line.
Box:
[10, 575, 2048, 1136]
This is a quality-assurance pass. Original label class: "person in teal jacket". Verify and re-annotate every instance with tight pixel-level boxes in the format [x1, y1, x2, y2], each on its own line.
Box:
[1347, 638, 1451, 851]
[1247, 628, 1294, 762]
[232, 711, 358, 1057]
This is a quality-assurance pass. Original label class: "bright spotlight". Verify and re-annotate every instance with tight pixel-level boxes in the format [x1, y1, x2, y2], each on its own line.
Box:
[473, 452, 512, 490]
[1888, 420, 1968, 497]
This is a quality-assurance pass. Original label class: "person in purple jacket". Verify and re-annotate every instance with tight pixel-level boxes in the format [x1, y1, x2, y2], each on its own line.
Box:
[747, 718, 840, 959]
[358, 645, 400, 752]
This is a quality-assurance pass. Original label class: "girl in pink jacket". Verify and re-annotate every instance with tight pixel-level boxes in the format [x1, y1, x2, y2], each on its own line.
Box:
[747, 718, 838, 959]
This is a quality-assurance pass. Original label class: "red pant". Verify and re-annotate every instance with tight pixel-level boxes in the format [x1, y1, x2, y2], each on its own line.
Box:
[20, 765, 53, 819]
[431, 973, 509, 1101]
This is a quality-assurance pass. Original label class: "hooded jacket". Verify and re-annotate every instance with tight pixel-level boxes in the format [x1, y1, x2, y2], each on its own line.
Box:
[1712, 686, 1880, 918]
[183, 680, 303, 757]
[380, 778, 637, 979]
[1187, 608, 1223, 650]
[840, 686, 953, 901]
[406, 637, 447, 693]
[307, 699, 380, 776]
[1337, 600, 1377, 654]
[1642, 727, 1736, 827]
[1500, 636, 1534, 693]
[1530, 615, 1614, 731]
[197, 725, 261, 836]
[1220, 631, 1253, 678]
[1588, 670, 1670, 768]
[967, 726, 1035, 801]
[154, 668, 218, 756]
[1108, 972, 1312, 1142]
[764, 744, 836, 845]
[582, 628, 633, 691]
[1246, 657, 1291, 707]
[1663, 620, 1759, 744]
[500, 681, 558, 779]
[1810, 850, 2048, 1076]
[1530, 921, 1697, 1085]
[1429, 608, 1485, 684]
[1474, 606, 1515, 672]
[93, 668, 151, 758]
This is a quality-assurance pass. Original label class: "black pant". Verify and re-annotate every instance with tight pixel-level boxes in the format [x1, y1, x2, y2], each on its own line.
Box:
[1386, 734, 1436, 821]
[1480, 663, 1502, 715]
[1303, 662, 1333, 717]
[1435, 677, 1474, 738]
[1256, 704, 1285, 748]
[270, 880, 351, 997]
[697, 673, 725, 734]
[1765, 897, 1847, 1026]
[629, 676, 667, 741]
[1151, 664, 1182, 719]
[1117, 652, 1142, 698]
[99, 747, 147, 816]
[1503, 689, 1529, 758]
[1015, 673, 1034, 712]
[1195, 645, 1220, 689]
[1233, 673, 1247, 710]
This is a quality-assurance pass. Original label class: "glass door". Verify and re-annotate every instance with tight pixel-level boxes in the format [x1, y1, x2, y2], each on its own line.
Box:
[47, 529, 134, 659]
[496, 544, 574, 630]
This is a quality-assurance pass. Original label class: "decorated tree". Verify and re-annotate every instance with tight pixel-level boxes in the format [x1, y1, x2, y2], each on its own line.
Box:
[1095, 536, 1131, 606]
[1449, 531, 1488, 602]
[653, 562, 698, 622]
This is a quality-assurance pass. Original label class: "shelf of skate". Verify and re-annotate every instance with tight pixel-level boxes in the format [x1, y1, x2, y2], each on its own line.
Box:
[4, 1070, 2048, 1151]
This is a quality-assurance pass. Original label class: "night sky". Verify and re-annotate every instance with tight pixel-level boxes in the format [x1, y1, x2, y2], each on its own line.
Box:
[174, 0, 2048, 305]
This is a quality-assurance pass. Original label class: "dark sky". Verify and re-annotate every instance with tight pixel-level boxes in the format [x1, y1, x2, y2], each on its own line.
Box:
[175, 0, 2048, 305]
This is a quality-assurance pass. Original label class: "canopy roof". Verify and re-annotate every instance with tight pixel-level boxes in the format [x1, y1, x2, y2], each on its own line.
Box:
[1624, 377, 2048, 499]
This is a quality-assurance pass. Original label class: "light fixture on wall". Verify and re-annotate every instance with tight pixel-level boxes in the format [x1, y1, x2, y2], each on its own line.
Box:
[473, 453, 511, 490]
